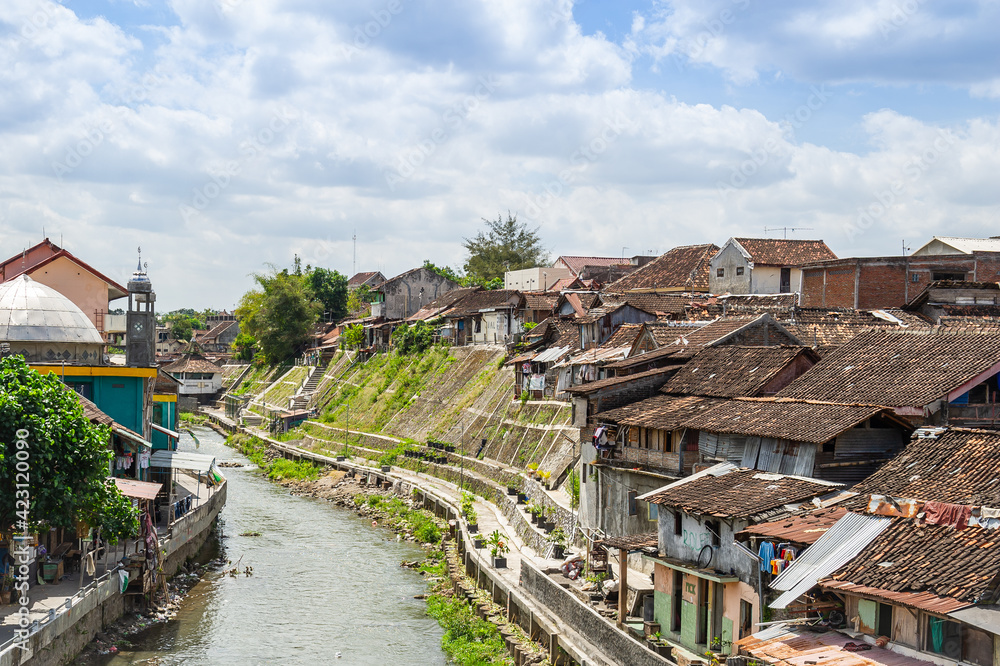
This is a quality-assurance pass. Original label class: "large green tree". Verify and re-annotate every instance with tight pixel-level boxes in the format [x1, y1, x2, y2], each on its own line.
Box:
[0, 356, 138, 542]
[236, 267, 322, 363]
[462, 213, 547, 284]
[307, 267, 349, 322]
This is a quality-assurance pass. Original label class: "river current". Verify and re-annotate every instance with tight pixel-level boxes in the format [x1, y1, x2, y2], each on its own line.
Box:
[102, 426, 448, 665]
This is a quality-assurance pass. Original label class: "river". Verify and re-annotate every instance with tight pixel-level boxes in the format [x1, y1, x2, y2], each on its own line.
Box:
[102, 426, 448, 665]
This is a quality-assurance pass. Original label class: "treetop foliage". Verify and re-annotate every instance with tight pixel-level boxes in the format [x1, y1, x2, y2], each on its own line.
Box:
[462, 212, 547, 284]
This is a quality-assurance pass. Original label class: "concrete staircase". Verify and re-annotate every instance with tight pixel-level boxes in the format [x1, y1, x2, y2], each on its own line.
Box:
[291, 366, 320, 411]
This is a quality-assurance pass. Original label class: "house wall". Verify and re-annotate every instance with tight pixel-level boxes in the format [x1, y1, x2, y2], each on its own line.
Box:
[587, 371, 674, 414]
[151, 395, 177, 450]
[657, 513, 755, 583]
[471, 309, 523, 345]
[759, 353, 815, 395]
[578, 466, 662, 540]
[176, 373, 223, 395]
[28, 255, 113, 332]
[378, 269, 460, 320]
[710, 243, 751, 295]
[504, 267, 571, 291]
[46, 372, 147, 435]
[801, 253, 1000, 308]
[750, 266, 802, 294]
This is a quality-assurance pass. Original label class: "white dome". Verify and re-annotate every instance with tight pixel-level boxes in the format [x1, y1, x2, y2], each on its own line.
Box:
[0, 274, 104, 344]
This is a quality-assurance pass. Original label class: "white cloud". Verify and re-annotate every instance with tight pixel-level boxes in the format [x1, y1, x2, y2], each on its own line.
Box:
[0, 0, 997, 310]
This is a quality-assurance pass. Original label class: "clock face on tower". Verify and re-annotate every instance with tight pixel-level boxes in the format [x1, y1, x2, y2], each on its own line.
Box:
[132, 320, 144, 333]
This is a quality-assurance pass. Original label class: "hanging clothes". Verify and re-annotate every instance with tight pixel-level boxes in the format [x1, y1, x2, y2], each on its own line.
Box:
[923, 501, 972, 530]
[84, 552, 96, 577]
[758, 541, 775, 572]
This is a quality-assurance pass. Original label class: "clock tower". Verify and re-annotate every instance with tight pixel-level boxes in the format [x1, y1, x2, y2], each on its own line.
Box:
[125, 252, 156, 367]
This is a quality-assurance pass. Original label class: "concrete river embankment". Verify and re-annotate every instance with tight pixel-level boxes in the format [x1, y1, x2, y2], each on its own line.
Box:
[100, 426, 447, 665]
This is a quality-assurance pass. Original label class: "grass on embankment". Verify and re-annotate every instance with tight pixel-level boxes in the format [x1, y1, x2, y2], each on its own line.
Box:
[226, 433, 321, 481]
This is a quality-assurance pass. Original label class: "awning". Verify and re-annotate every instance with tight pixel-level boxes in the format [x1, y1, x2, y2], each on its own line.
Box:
[112, 477, 162, 501]
[112, 425, 153, 449]
[151, 423, 180, 439]
[149, 450, 216, 472]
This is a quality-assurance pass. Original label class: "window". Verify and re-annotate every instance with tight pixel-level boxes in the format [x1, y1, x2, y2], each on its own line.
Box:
[716, 268, 725, 278]
[925, 617, 993, 665]
[627, 490, 637, 516]
[779, 267, 792, 293]
[911, 273, 921, 282]
[932, 271, 965, 281]
[581, 463, 587, 484]
[674, 512, 682, 536]
[648, 502, 658, 520]
[736, 266, 744, 276]
[706, 520, 721, 547]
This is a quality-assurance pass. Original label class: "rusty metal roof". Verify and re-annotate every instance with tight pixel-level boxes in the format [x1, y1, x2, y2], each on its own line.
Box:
[738, 507, 847, 544]
[562, 365, 676, 395]
[736, 624, 934, 666]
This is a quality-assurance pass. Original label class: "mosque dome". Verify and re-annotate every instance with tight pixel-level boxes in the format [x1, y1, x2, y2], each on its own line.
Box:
[0, 275, 105, 362]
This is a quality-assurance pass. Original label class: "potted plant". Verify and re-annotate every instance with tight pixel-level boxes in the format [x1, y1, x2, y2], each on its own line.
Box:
[461, 492, 478, 532]
[473, 535, 485, 549]
[487, 530, 509, 568]
[528, 502, 542, 524]
[517, 490, 528, 504]
[548, 527, 568, 559]
[506, 477, 520, 496]
[541, 504, 556, 531]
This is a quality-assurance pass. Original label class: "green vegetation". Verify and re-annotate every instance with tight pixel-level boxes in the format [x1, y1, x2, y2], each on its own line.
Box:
[342, 323, 365, 349]
[391, 320, 435, 354]
[266, 458, 321, 481]
[426, 594, 512, 665]
[0, 356, 138, 542]
[355, 492, 443, 544]
[567, 468, 580, 510]
[463, 212, 547, 285]
[179, 411, 208, 424]
[231, 332, 258, 361]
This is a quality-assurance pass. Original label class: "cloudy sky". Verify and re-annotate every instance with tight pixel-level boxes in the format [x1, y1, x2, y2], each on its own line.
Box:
[1, 0, 998, 310]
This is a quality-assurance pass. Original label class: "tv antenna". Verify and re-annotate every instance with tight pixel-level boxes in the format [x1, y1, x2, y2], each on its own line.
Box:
[902, 239, 911, 255]
[764, 226, 813, 238]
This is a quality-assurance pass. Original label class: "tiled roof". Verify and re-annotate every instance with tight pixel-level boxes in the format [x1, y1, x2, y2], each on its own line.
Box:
[777, 330, 1000, 408]
[596, 394, 725, 431]
[683, 398, 900, 444]
[938, 303, 1000, 317]
[642, 468, 837, 518]
[197, 320, 236, 342]
[660, 346, 815, 398]
[719, 293, 798, 312]
[447, 289, 522, 316]
[822, 518, 1000, 610]
[556, 256, 628, 274]
[904, 279, 1000, 309]
[548, 277, 585, 292]
[603, 344, 688, 370]
[936, 317, 1000, 333]
[348, 271, 380, 287]
[598, 532, 658, 551]
[603, 292, 694, 316]
[732, 238, 837, 265]
[527, 316, 580, 349]
[563, 366, 676, 395]
[162, 353, 222, 375]
[408, 287, 482, 320]
[852, 428, 1000, 506]
[523, 292, 558, 311]
[77, 392, 114, 426]
[601, 323, 642, 349]
[604, 244, 719, 293]
[779, 308, 931, 348]
[737, 507, 848, 544]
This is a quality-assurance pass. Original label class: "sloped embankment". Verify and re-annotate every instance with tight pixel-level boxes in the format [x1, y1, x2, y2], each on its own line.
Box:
[300, 346, 577, 474]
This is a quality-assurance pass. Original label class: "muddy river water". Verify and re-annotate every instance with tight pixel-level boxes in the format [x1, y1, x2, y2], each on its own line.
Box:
[102, 426, 447, 665]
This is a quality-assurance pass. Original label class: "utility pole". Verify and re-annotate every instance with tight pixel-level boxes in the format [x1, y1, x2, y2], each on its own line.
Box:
[353, 230, 356, 277]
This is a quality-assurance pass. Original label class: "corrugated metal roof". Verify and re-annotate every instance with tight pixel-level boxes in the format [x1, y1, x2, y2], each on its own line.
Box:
[112, 477, 162, 500]
[737, 625, 933, 666]
[149, 450, 216, 472]
[552, 346, 630, 368]
[769, 512, 891, 609]
[821, 580, 971, 615]
[532, 345, 574, 363]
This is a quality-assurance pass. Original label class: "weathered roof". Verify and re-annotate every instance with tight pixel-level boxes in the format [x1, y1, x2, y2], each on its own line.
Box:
[563, 366, 677, 395]
[777, 329, 1000, 408]
[683, 398, 904, 444]
[347, 271, 384, 287]
[822, 518, 1000, 612]
[0, 239, 128, 300]
[408, 287, 482, 321]
[915, 235, 1000, 254]
[641, 467, 837, 518]
[736, 625, 932, 666]
[601, 323, 642, 349]
[596, 394, 725, 431]
[779, 307, 931, 348]
[904, 279, 1000, 310]
[527, 316, 580, 349]
[548, 277, 585, 292]
[77, 393, 114, 426]
[604, 244, 720, 293]
[555, 256, 628, 275]
[738, 507, 848, 544]
[447, 289, 523, 316]
[196, 319, 236, 342]
[523, 292, 558, 311]
[852, 428, 1000, 506]
[598, 532, 658, 551]
[731, 237, 837, 266]
[660, 346, 815, 398]
[719, 293, 798, 312]
[161, 353, 221, 375]
[604, 292, 694, 316]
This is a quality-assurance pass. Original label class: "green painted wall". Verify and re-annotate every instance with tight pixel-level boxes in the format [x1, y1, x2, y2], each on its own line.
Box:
[65, 376, 145, 434]
[151, 401, 176, 450]
[681, 600, 697, 647]
[654, 590, 671, 635]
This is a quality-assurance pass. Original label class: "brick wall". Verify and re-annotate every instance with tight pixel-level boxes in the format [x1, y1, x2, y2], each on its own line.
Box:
[802, 253, 1000, 309]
